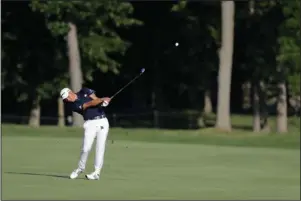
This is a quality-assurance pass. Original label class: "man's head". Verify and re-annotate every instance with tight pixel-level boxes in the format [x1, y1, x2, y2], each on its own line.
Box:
[60, 88, 77, 102]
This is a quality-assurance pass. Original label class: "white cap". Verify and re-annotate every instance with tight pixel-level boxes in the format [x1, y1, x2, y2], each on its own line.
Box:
[60, 88, 71, 99]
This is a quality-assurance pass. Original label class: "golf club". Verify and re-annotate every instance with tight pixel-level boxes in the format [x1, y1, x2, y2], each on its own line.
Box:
[110, 68, 146, 100]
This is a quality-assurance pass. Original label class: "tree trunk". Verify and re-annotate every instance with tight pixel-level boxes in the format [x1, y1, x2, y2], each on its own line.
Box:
[252, 81, 261, 132]
[289, 95, 301, 116]
[28, 93, 40, 127]
[260, 108, 270, 132]
[67, 22, 84, 127]
[276, 81, 288, 133]
[260, 81, 270, 132]
[204, 90, 212, 114]
[215, 1, 235, 131]
[242, 81, 251, 110]
[58, 97, 65, 127]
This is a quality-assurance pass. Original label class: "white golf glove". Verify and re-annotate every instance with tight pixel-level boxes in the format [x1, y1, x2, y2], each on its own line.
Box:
[101, 100, 109, 107]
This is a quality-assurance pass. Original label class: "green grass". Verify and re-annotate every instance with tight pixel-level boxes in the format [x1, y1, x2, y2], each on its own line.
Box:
[3, 124, 300, 149]
[2, 125, 300, 200]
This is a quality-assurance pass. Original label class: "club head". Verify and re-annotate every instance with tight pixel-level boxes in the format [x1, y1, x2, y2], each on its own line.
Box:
[140, 68, 145, 74]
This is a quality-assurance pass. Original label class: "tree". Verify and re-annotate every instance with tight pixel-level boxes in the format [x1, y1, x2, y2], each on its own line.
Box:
[30, 0, 142, 78]
[2, 2, 67, 127]
[170, 1, 220, 115]
[238, 0, 282, 133]
[67, 22, 84, 126]
[247, 0, 261, 132]
[30, 0, 142, 126]
[276, 0, 301, 133]
[215, 1, 235, 131]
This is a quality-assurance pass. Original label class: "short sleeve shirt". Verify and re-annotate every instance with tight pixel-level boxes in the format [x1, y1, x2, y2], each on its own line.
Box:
[68, 88, 105, 120]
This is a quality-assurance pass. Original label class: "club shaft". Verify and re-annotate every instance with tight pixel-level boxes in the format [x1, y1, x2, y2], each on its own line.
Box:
[110, 72, 144, 99]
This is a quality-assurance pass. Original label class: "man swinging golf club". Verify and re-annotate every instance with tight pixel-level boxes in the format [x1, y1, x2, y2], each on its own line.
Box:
[60, 87, 111, 180]
[60, 69, 145, 180]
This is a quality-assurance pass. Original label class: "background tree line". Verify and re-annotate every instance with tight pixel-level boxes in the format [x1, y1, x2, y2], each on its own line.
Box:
[2, 0, 300, 133]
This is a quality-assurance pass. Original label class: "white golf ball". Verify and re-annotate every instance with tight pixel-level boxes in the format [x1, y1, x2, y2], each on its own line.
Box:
[175, 42, 179, 47]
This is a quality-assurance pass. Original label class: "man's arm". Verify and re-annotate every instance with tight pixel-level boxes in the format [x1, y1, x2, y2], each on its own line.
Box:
[82, 97, 111, 110]
[82, 98, 104, 110]
[81, 88, 110, 109]
[86, 88, 108, 102]
[89, 93, 98, 100]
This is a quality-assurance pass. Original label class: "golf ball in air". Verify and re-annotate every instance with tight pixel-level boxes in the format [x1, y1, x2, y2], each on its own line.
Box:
[175, 42, 179, 47]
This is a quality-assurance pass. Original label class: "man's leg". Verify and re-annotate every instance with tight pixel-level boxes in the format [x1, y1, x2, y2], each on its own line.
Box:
[78, 126, 97, 170]
[70, 121, 97, 179]
[86, 118, 109, 180]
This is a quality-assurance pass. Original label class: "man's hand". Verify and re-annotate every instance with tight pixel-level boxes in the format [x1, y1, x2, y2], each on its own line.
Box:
[101, 97, 111, 107]
[101, 97, 111, 103]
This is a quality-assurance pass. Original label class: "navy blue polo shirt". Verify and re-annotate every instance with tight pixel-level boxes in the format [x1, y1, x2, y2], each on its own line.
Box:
[68, 88, 105, 121]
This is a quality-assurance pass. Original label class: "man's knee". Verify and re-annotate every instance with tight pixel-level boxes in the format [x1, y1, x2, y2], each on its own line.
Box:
[82, 144, 92, 153]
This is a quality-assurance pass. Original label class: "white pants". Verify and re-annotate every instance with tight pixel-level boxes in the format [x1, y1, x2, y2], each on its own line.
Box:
[77, 118, 109, 173]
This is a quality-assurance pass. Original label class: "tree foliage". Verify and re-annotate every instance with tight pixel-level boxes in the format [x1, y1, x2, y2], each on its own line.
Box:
[1, 2, 67, 102]
[2, 1, 300, 128]
[168, 1, 220, 109]
[30, 0, 142, 81]
[277, 0, 300, 95]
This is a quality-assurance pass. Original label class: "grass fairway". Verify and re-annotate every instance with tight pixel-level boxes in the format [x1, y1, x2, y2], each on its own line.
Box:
[2, 125, 300, 200]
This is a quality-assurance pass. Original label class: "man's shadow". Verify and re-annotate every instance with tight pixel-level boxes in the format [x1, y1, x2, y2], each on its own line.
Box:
[5, 171, 85, 180]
